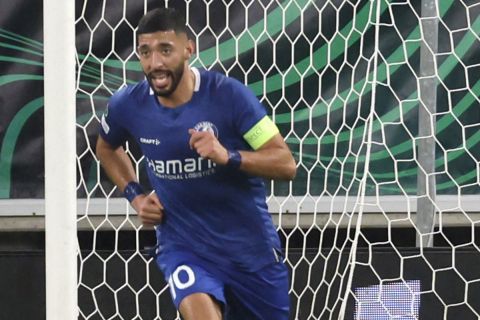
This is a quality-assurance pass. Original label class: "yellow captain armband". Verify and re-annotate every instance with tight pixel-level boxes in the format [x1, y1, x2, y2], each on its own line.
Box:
[243, 116, 279, 150]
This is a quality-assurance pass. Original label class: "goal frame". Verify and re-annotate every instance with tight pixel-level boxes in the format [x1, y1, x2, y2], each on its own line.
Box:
[43, 0, 77, 318]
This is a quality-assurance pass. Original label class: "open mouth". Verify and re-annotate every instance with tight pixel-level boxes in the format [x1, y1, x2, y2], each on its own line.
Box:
[150, 70, 171, 89]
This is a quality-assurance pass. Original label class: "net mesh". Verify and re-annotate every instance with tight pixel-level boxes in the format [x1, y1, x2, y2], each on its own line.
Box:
[75, 0, 480, 319]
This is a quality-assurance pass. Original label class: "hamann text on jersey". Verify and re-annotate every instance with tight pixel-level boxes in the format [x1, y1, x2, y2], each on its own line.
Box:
[100, 68, 282, 271]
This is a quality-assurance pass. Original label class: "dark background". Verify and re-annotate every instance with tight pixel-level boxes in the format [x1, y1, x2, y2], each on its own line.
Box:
[2, 228, 480, 319]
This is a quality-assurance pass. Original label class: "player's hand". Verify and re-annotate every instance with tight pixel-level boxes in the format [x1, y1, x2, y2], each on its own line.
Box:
[188, 129, 229, 165]
[131, 192, 164, 226]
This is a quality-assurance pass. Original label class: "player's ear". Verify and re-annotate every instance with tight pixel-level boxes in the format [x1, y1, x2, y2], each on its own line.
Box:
[185, 39, 195, 59]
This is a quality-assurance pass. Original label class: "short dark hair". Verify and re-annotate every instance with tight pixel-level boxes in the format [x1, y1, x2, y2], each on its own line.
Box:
[137, 8, 188, 37]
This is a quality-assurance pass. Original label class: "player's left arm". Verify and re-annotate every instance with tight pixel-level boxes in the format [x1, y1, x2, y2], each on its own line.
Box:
[237, 133, 296, 180]
[189, 77, 296, 180]
[188, 129, 296, 181]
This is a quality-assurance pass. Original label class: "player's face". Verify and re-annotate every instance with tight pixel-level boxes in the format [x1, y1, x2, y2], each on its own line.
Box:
[137, 31, 193, 97]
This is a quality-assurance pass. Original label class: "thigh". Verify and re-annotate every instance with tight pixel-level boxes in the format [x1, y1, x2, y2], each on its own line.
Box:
[225, 261, 290, 320]
[179, 292, 222, 320]
[159, 259, 226, 311]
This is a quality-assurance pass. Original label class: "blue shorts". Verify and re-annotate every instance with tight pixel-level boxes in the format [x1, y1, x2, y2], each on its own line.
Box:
[155, 250, 290, 320]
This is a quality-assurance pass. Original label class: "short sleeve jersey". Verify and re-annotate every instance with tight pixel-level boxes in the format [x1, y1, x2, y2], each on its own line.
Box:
[100, 68, 281, 271]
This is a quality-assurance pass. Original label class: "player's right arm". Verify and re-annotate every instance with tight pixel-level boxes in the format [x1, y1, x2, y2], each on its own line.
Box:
[96, 136, 164, 226]
[96, 92, 163, 226]
[95, 135, 136, 193]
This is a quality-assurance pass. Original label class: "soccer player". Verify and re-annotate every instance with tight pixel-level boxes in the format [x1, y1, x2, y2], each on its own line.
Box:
[96, 7, 296, 320]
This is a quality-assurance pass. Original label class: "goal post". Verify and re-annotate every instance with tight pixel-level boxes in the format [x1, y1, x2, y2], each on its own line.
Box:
[43, 0, 77, 318]
[416, 0, 438, 248]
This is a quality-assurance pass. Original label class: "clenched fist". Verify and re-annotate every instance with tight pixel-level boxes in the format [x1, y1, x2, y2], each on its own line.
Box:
[131, 192, 164, 226]
[188, 128, 229, 165]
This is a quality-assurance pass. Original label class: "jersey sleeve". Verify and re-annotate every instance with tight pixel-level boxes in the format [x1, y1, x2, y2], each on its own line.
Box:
[99, 91, 129, 148]
[229, 78, 279, 150]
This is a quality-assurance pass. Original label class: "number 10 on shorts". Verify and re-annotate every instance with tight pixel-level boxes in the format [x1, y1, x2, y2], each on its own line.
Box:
[168, 265, 196, 299]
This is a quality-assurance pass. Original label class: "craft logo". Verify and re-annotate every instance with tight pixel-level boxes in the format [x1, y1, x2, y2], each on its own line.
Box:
[140, 137, 161, 145]
[194, 121, 218, 138]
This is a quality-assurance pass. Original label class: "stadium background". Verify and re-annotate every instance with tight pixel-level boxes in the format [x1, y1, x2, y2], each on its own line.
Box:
[0, 0, 479, 319]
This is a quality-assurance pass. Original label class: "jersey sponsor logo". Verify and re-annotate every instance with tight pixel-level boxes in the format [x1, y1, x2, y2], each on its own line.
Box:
[146, 156, 216, 180]
[194, 121, 218, 138]
[140, 137, 161, 145]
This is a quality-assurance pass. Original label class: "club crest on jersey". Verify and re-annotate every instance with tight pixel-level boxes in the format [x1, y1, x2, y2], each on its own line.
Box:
[194, 121, 218, 138]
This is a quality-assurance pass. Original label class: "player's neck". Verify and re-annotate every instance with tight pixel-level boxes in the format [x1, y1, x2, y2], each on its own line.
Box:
[157, 66, 195, 108]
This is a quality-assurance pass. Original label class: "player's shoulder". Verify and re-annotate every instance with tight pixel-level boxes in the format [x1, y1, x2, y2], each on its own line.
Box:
[108, 80, 150, 110]
[198, 68, 248, 96]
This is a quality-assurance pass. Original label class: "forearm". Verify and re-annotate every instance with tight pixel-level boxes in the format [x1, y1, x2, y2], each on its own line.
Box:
[189, 131, 296, 181]
[238, 147, 296, 180]
[96, 137, 138, 192]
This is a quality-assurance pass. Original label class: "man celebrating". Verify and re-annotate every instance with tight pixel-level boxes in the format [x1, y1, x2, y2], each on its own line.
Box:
[96, 7, 296, 320]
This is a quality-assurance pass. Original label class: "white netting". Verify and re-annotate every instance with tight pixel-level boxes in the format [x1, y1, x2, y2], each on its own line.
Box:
[75, 0, 480, 319]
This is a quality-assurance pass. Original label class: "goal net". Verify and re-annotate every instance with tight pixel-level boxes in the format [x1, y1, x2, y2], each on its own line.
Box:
[74, 0, 480, 319]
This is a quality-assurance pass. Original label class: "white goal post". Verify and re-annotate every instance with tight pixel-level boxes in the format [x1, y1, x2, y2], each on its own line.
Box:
[43, 0, 77, 319]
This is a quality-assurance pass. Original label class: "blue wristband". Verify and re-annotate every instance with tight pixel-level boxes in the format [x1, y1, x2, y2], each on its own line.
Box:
[226, 150, 242, 169]
[123, 181, 145, 203]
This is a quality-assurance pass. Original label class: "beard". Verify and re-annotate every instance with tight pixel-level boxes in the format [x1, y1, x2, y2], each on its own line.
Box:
[146, 61, 185, 97]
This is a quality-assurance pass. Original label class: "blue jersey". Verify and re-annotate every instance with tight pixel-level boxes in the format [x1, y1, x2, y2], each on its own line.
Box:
[100, 68, 281, 271]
